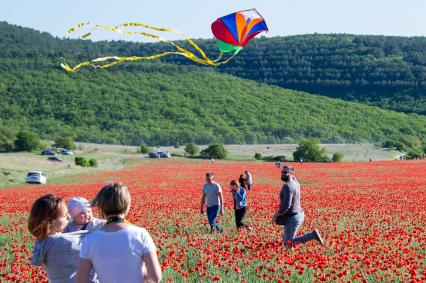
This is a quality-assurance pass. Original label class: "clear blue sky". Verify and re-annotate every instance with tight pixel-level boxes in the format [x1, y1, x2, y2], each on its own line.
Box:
[2, 0, 426, 42]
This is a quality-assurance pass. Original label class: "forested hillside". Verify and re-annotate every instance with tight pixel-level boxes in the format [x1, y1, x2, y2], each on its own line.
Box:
[0, 22, 425, 148]
[165, 35, 426, 115]
[2, 22, 424, 114]
[2, 65, 426, 146]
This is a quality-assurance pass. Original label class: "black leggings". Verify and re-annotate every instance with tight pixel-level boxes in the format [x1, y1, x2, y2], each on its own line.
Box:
[235, 207, 248, 228]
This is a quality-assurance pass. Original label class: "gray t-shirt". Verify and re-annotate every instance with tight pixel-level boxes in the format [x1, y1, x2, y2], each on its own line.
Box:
[31, 231, 97, 283]
[202, 182, 222, 207]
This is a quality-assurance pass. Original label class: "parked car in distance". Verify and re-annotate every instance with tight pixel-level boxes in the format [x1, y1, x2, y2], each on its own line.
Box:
[48, 156, 63, 162]
[60, 149, 74, 155]
[155, 151, 171, 158]
[149, 152, 160, 159]
[26, 171, 47, 184]
[40, 149, 56, 156]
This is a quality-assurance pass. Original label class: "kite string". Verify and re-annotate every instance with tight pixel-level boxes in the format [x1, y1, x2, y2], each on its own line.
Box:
[254, 39, 268, 84]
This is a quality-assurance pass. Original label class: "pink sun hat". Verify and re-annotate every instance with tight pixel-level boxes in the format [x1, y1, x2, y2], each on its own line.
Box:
[67, 197, 90, 218]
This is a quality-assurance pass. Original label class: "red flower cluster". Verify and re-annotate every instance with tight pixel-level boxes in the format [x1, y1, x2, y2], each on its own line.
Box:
[0, 159, 425, 282]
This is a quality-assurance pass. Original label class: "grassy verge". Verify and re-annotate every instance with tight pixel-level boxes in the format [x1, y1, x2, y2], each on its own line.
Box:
[0, 144, 145, 188]
[0, 142, 402, 188]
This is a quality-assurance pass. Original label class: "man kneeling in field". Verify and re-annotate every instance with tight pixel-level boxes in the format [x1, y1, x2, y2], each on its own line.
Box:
[272, 166, 324, 248]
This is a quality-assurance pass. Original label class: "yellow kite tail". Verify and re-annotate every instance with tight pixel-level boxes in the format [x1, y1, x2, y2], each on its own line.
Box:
[61, 21, 238, 72]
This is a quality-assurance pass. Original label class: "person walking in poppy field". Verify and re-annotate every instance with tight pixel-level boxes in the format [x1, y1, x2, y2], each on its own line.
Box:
[230, 180, 249, 229]
[200, 172, 224, 233]
[245, 170, 253, 190]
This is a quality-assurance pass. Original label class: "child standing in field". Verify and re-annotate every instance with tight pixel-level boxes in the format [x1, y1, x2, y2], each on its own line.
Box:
[28, 194, 96, 283]
[230, 180, 249, 229]
[64, 197, 105, 232]
[76, 183, 162, 283]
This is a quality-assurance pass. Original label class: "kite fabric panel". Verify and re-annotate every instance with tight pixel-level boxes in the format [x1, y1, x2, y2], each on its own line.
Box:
[211, 9, 268, 53]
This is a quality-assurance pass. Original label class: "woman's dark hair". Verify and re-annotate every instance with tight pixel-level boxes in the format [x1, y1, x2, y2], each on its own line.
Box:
[230, 180, 239, 186]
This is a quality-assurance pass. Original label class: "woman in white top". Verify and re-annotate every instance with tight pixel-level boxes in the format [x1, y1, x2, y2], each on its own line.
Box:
[76, 183, 162, 283]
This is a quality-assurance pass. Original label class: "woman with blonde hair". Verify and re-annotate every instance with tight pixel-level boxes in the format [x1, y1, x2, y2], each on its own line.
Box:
[76, 183, 162, 283]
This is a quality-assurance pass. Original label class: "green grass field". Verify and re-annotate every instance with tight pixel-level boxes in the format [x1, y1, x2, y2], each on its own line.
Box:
[163, 143, 402, 161]
[0, 143, 401, 188]
[0, 143, 142, 188]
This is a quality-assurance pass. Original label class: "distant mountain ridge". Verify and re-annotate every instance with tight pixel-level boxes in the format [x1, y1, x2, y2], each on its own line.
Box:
[0, 22, 425, 149]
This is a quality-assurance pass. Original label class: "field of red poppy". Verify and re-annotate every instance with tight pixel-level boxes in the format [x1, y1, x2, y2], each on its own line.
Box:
[0, 158, 425, 282]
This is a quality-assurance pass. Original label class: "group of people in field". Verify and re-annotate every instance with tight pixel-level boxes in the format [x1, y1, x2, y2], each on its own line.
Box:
[200, 170, 253, 234]
[28, 184, 162, 283]
[28, 165, 324, 283]
[200, 167, 324, 247]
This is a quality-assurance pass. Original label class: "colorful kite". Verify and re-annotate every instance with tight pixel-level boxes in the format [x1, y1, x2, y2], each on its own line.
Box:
[61, 9, 268, 73]
[211, 9, 268, 55]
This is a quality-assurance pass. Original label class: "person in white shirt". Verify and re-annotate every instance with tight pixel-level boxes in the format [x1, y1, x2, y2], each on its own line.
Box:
[245, 170, 253, 190]
[76, 183, 162, 283]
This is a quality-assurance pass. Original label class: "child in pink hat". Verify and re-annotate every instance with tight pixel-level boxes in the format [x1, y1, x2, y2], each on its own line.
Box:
[64, 197, 105, 232]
